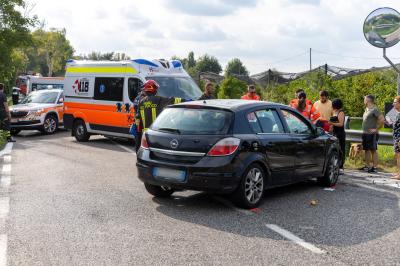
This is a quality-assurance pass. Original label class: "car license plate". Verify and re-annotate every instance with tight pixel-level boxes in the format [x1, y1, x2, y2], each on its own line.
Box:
[11, 119, 18, 123]
[153, 167, 186, 182]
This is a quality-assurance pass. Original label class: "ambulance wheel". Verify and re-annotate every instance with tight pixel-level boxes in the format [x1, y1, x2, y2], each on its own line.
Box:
[10, 129, 21, 136]
[73, 120, 90, 142]
[41, 114, 58, 134]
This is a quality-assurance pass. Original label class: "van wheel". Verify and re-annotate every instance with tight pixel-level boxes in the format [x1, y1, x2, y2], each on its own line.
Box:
[73, 120, 90, 142]
[10, 129, 21, 136]
[41, 115, 58, 134]
[144, 183, 175, 198]
[231, 163, 265, 209]
[318, 150, 340, 187]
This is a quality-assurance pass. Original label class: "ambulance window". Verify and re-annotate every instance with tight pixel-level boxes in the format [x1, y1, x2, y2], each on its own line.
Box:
[128, 78, 143, 102]
[94, 78, 124, 101]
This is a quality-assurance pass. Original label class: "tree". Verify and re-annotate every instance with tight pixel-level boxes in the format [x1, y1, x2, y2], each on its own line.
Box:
[225, 58, 249, 77]
[217, 77, 247, 99]
[187, 51, 196, 68]
[77, 52, 130, 61]
[195, 54, 222, 74]
[26, 28, 74, 76]
[0, 0, 36, 89]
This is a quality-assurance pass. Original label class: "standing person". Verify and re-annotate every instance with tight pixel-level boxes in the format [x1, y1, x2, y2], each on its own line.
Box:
[291, 92, 321, 124]
[391, 96, 400, 179]
[241, 85, 260, 100]
[0, 83, 14, 142]
[313, 90, 333, 121]
[329, 99, 346, 173]
[198, 82, 215, 100]
[290, 88, 313, 108]
[361, 95, 385, 173]
[135, 80, 183, 152]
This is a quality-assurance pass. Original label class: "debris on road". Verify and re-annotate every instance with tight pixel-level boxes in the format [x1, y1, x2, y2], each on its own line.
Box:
[309, 200, 318, 206]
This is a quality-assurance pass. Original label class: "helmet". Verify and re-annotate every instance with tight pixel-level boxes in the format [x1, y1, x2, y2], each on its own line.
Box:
[143, 80, 159, 93]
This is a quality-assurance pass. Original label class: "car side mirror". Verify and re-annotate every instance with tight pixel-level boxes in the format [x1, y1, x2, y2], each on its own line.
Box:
[58, 98, 64, 104]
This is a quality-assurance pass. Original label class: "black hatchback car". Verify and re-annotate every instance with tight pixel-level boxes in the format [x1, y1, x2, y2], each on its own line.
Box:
[136, 100, 340, 208]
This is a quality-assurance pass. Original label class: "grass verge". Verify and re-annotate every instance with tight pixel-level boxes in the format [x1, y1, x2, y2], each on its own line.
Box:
[345, 144, 396, 173]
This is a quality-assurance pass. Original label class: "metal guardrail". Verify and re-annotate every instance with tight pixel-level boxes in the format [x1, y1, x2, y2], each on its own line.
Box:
[345, 129, 393, 145]
[344, 116, 393, 145]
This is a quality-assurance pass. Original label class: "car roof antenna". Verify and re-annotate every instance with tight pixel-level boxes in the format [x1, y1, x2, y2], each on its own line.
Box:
[203, 100, 207, 104]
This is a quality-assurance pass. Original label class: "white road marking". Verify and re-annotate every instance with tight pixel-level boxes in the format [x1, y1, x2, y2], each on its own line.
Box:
[0, 198, 9, 219]
[3, 156, 10, 165]
[0, 144, 13, 266]
[0, 144, 13, 157]
[1, 165, 10, 176]
[0, 234, 7, 266]
[212, 196, 254, 216]
[111, 141, 136, 154]
[266, 224, 326, 254]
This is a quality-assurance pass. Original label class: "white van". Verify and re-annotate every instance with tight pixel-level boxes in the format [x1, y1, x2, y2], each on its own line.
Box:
[63, 59, 202, 141]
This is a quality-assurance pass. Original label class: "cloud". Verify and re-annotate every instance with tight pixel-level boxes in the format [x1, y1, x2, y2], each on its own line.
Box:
[163, 0, 259, 16]
[173, 23, 229, 42]
[30, 0, 400, 75]
[287, 0, 321, 5]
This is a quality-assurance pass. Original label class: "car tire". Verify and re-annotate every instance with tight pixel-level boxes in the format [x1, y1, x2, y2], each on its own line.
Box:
[144, 183, 175, 198]
[73, 120, 90, 142]
[41, 114, 58, 135]
[318, 150, 340, 187]
[10, 129, 21, 136]
[231, 163, 265, 209]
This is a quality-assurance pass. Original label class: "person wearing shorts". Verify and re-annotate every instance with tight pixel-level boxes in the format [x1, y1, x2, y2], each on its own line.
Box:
[361, 95, 384, 173]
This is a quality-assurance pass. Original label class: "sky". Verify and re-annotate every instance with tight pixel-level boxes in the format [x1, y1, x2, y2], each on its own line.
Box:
[30, 0, 400, 75]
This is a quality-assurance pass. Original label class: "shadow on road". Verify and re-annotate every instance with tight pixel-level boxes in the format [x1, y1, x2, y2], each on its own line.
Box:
[153, 180, 400, 247]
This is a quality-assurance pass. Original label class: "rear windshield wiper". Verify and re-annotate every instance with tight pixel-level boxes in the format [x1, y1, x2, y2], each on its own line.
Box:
[157, 128, 181, 134]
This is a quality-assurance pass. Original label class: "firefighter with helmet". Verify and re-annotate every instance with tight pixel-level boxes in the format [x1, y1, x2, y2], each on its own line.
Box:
[135, 80, 183, 151]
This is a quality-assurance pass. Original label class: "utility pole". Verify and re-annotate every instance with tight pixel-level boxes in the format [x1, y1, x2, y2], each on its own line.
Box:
[309, 48, 312, 71]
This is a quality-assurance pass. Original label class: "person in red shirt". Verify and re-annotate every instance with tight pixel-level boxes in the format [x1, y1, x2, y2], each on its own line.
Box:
[241, 85, 260, 100]
[289, 88, 313, 108]
[292, 92, 321, 124]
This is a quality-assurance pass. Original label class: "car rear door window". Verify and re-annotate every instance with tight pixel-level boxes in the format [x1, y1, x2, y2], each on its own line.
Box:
[255, 109, 285, 133]
[281, 110, 312, 135]
[247, 112, 262, 133]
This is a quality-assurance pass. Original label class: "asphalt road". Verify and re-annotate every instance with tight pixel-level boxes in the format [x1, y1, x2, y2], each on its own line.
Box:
[2, 130, 400, 265]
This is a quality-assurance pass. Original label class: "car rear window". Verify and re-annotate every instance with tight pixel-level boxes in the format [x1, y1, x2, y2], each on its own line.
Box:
[151, 107, 233, 135]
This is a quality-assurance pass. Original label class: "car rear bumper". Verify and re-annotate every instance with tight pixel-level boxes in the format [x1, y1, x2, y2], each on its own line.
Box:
[136, 149, 245, 193]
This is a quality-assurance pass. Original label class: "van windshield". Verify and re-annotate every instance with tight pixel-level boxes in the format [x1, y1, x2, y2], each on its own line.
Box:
[151, 107, 232, 135]
[146, 76, 202, 100]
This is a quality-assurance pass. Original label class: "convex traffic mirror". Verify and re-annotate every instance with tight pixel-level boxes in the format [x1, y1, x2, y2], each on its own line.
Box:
[363, 7, 400, 48]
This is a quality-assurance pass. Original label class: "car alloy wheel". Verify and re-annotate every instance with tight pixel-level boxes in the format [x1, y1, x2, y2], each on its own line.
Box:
[43, 116, 57, 133]
[328, 153, 340, 184]
[244, 167, 264, 204]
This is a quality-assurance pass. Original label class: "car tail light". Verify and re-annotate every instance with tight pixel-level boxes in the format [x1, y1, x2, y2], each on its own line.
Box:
[140, 134, 149, 149]
[207, 137, 240, 156]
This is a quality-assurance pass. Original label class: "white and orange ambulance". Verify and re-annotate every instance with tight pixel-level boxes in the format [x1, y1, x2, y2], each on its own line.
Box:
[63, 59, 202, 142]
